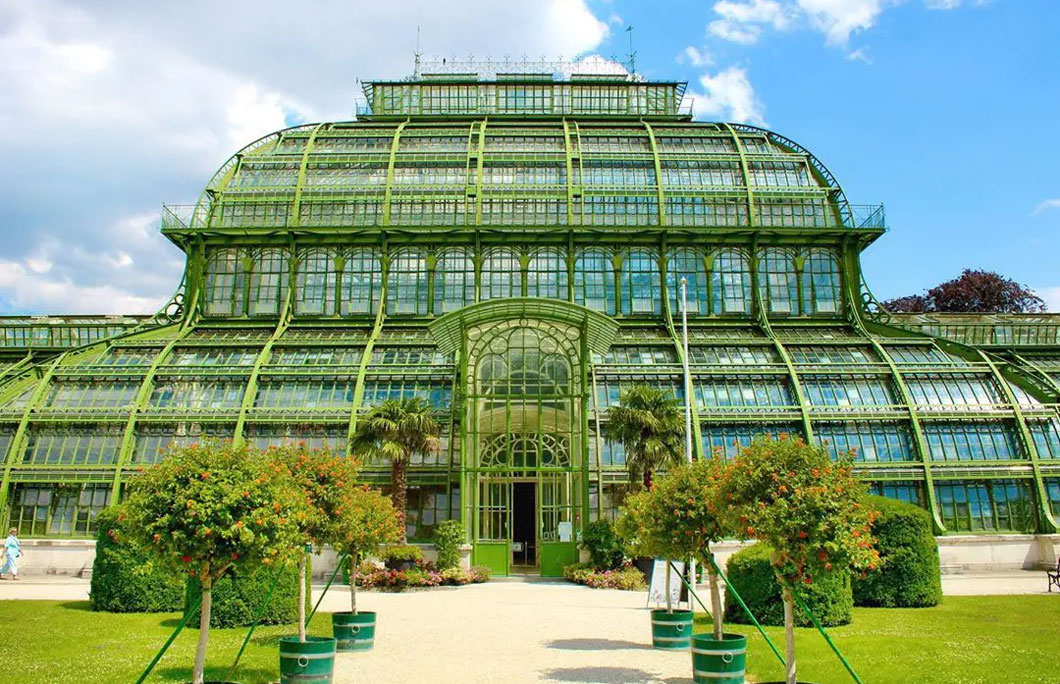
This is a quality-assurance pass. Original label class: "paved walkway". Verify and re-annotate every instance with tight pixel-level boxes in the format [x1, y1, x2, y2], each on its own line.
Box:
[0, 571, 1054, 683]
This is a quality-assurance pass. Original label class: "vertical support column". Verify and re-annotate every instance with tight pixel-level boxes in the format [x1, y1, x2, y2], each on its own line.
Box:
[232, 289, 293, 447]
[659, 238, 704, 457]
[641, 121, 667, 227]
[579, 317, 592, 534]
[723, 123, 757, 228]
[381, 120, 409, 227]
[290, 123, 327, 229]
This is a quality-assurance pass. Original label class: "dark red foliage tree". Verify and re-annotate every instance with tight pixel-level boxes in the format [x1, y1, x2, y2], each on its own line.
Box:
[883, 270, 1045, 314]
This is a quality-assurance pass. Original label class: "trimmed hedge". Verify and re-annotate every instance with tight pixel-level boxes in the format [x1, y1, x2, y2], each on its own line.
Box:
[853, 495, 941, 608]
[723, 543, 852, 627]
[187, 559, 311, 629]
[89, 510, 185, 613]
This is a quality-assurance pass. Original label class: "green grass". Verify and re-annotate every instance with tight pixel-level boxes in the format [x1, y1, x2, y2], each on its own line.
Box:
[0, 596, 1056, 683]
[694, 595, 1058, 684]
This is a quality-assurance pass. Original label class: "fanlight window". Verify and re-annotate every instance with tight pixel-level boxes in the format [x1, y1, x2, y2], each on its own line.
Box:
[479, 433, 571, 468]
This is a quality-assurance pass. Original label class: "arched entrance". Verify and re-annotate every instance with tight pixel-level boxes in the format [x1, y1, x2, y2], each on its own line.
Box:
[429, 299, 619, 576]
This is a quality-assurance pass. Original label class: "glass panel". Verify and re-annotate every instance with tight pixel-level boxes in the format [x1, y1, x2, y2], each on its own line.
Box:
[666, 248, 709, 315]
[815, 422, 915, 462]
[386, 249, 429, 315]
[204, 249, 245, 316]
[481, 248, 521, 300]
[757, 247, 799, 315]
[248, 249, 289, 316]
[801, 249, 841, 315]
[619, 249, 661, 315]
[924, 422, 1023, 461]
[433, 248, 475, 314]
[295, 248, 337, 315]
[526, 248, 568, 300]
[574, 248, 616, 315]
[712, 248, 751, 314]
[341, 248, 382, 315]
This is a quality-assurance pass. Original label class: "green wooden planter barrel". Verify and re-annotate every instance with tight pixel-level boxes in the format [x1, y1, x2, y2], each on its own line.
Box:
[278, 636, 336, 684]
[332, 611, 376, 651]
[650, 608, 693, 649]
[691, 633, 746, 683]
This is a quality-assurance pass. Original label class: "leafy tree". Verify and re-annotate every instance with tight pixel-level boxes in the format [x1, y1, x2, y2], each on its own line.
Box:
[604, 385, 684, 489]
[325, 485, 402, 614]
[579, 520, 625, 571]
[273, 444, 360, 641]
[643, 459, 730, 638]
[120, 442, 306, 684]
[884, 269, 1046, 313]
[350, 397, 440, 543]
[721, 437, 880, 684]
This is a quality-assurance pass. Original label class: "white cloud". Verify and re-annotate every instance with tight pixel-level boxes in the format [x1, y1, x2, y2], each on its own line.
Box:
[847, 47, 873, 62]
[680, 45, 713, 67]
[797, 0, 894, 45]
[709, 0, 793, 45]
[688, 67, 767, 125]
[1037, 287, 1060, 313]
[925, 0, 963, 8]
[0, 0, 611, 314]
[1033, 199, 1060, 215]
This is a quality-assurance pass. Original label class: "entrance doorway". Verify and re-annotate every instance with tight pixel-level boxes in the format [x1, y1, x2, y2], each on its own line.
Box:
[511, 482, 537, 570]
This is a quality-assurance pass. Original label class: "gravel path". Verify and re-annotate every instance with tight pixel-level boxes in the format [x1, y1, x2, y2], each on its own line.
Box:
[320, 579, 692, 684]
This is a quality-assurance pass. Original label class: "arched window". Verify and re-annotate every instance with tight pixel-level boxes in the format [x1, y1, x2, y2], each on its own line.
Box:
[247, 249, 289, 316]
[341, 248, 382, 316]
[712, 248, 752, 315]
[666, 247, 709, 315]
[619, 248, 661, 315]
[526, 248, 568, 299]
[574, 248, 616, 315]
[203, 248, 245, 317]
[433, 247, 475, 314]
[295, 248, 336, 316]
[481, 248, 521, 300]
[757, 248, 799, 315]
[802, 248, 842, 315]
[386, 248, 428, 315]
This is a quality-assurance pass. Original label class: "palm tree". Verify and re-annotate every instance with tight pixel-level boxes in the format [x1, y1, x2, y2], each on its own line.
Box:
[604, 385, 684, 489]
[350, 397, 440, 543]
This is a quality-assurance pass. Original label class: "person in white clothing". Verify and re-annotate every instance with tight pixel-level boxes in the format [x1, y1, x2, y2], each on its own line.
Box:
[0, 527, 21, 580]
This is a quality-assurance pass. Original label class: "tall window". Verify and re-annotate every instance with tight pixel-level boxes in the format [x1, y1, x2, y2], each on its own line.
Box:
[386, 248, 428, 315]
[295, 248, 336, 315]
[923, 422, 1023, 461]
[574, 248, 616, 315]
[526, 248, 568, 299]
[757, 247, 799, 315]
[433, 248, 475, 314]
[935, 479, 1034, 532]
[481, 248, 521, 300]
[666, 247, 709, 315]
[248, 249, 289, 316]
[341, 248, 382, 315]
[712, 248, 752, 315]
[619, 248, 661, 315]
[802, 248, 841, 315]
[204, 249, 244, 316]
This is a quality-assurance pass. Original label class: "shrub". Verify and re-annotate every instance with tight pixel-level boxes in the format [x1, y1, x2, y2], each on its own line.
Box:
[580, 520, 625, 570]
[90, 510, 184, 613]
[563, 562, 646, 591]
[723, 543, 852, 627]
[433, 519, 465, 571]
[853, 495, 941, 608]
[325, 485, 402, 614]
[380, 544, 424, 569]
[439, 567, 471, 585]
[187, 560, 311, 628]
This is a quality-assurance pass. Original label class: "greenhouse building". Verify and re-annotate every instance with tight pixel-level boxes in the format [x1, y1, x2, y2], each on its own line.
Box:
[2, 65, 1059, 577]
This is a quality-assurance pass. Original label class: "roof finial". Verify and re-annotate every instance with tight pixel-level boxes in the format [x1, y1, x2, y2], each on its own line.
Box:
[626, 25, 637, 76]
[413, 26, 422, 78]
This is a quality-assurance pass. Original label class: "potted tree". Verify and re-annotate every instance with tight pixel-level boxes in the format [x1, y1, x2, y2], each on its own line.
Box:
[615, 484, 693, 650]
[349, 397, 440, 544]
[120, 442, 305, 684]
[721, 437, 880, 684]
[650, 459, 746, 682]
[274, 445, 360, 682]
[325, 484, 402, 651]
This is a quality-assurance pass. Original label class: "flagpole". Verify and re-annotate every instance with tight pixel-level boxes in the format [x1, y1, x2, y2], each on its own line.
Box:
[680, 277, 696, 598]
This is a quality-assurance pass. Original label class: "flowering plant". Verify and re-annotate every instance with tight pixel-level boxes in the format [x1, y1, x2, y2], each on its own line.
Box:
[324, 485, 402, 614]
[721, 436, 879, 684]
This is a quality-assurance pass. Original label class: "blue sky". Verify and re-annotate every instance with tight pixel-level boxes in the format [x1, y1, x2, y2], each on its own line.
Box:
[0, 0, 1057, 313]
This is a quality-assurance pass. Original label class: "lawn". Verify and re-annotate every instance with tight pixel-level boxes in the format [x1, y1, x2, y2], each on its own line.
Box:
[0, 595, 1056, 683]
[694, 595, 1058, 684]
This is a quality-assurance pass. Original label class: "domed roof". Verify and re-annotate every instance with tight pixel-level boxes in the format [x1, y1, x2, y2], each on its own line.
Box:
[188, 120, 852, 232]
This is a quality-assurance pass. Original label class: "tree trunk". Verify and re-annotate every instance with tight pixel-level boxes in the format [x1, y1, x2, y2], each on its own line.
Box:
[664, 558, 672, 613]
[707, 560, 723, 641]
[391, 457, 409, 544]
[193, 578, 212, 684]
[783, 586, 797, 684]
[298, 553, 307, 642]
[349, 554, 358, 615]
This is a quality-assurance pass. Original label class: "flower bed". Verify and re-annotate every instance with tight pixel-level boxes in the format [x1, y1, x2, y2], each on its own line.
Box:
[563, 562, 646, 590]
[353, 562, 491, 590]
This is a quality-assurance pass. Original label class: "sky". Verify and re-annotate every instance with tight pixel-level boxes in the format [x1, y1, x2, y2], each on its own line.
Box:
[0, 0, 1057, 315]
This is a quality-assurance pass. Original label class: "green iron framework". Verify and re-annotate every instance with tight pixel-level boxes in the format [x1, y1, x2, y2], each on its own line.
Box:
[0, 70, 1058, 576]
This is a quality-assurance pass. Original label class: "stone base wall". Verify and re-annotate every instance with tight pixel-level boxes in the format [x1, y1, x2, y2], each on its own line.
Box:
[15, 535, 1059, 577]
